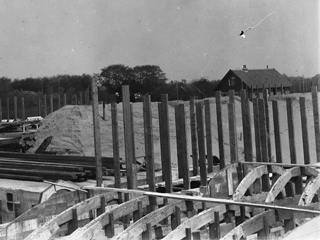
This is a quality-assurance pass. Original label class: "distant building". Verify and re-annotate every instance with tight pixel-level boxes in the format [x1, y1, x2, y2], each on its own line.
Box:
[215, 65, 292, 98]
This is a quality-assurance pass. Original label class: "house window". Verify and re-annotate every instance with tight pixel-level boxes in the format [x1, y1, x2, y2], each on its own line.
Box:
[229, 77, 236, 86]
[6, 192, 14, 211]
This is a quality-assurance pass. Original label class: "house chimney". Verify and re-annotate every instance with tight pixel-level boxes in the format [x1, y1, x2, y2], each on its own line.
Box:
[242, 65, 248, 71]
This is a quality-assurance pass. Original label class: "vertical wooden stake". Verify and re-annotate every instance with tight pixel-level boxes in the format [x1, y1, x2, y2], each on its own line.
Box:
[0, 99, 2, 122]
[311, 86, 320, 162]
[43, 95, 47, 117]
[102, 101, 106, 120]
[196, 102, 207, 186]
[263, 89, 272, 162]
[300, 97, 310, 164]
[92, 77, 102, 187]
[38, 97, 41, 116]
[240, 90, 253, 162]
[175, 103, 190, 190]
[122, 85, 136, 189]
[50, 94, 53, 114]
[253, 98, 261, 162]
[143, 95, 156, 192]
[63, 93, 67, 106]
[286, 98, 297, 164]
[204, 99, 213, 172]
[228, 90, 238, 163]
[190, 97, 199, 175]
[14, 96, 17, 121]
[272, 100, 283, 163]
[58, 94, 61, 109]
[6, 97, 9, 121]
[158, 95, 172, 193]
[216, 91, 225, 169]
[21, 97, 25, 120]
[111, 102, 121, 188]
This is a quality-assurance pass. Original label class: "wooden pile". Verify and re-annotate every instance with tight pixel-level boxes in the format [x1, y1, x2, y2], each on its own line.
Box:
[0, 151, 120, 182]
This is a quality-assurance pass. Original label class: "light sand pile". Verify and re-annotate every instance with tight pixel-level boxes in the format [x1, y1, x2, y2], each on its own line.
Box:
[29, 92, 319, 168]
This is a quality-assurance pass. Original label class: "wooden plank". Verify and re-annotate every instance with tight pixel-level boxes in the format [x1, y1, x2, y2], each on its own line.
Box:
[21, 97, 25, 120]
[158, 94, 172, 193]
[143, 95, 156, 192]
[0, 99, 2, 122]
[253, 98, 261, 162]
[190, 97, 199, 175]
[50, 94, 53, 114]
[63, 93, 67, 106]
[228, 100, 238, 163]
[196, 102, 207, 186]
[286, 98, 297, 164]
[263, 90, 272, 162]
[111, 102, 121, 188]
[312, 86, 320, 162]
[122, 85, 136, 189]
[14, 96, 17, 121]
[300, 97, 311, 164]
[204, 99, 213, 172]
[43, 94, 47, 116]
[265, 167, 301, 203]
[175, 103, 190, 190]
[258, 99, 268, 163]
[92, 77, 102, 186]
[102, 101, 106, 120]
[215, 91, 225, 169]
[272, 100, 283, 163]
[240, 89, 253, 162]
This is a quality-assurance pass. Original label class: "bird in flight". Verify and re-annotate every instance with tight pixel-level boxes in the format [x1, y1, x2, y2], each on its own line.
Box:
[239, 10, 278, 38]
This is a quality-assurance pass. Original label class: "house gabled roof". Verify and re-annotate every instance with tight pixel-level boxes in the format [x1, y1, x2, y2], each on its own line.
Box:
[231, 68, 292, 88]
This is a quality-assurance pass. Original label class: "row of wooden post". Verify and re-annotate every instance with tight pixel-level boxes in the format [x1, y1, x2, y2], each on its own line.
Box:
[0, 90, 90, 121]
[93, 84, 320, 193]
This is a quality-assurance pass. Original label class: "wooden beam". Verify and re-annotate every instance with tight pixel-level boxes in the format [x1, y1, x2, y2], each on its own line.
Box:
[143, 95, 155, 192]
[122, 85, 136, 189]
[253, 98, 261, 162]
[91, 77, 102, 187]
[272, 100, 283, 163]
[190, 97, 199, 175]
[175, 103, 190, 189]
[204, 99, 213, 172]
[286, 98, 297, 164]
[215, 91, 225, 169]
[111, 101, 121, 188]
[300, 97, 311, 164]
[228, 90, 238, 163]
[14, 96, 17, 121]
[196, 102, 207, 186]
[299, 174, 320, 206]
[311, 86, 320, 162]
[158, 95, 172, 193]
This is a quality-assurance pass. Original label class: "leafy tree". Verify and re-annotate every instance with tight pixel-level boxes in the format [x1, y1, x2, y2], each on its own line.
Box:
[132, 65, 168, 101]
[0, 77, 12, 93]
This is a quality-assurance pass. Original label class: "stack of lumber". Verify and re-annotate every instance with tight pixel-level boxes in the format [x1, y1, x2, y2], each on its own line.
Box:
[0, 151, 122, 182]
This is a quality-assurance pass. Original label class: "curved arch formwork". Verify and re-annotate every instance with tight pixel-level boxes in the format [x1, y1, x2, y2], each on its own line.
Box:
[25, 191, 118, 240]
[0, 190, 88, 240]
[299, 173, 320, 206]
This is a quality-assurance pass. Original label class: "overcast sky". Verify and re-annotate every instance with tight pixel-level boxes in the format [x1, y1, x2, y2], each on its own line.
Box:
[0, 0, 319, 81]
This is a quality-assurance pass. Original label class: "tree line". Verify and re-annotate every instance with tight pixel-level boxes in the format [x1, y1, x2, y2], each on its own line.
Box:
[0, 65, 319, 105]
[0, 64, 220, 103]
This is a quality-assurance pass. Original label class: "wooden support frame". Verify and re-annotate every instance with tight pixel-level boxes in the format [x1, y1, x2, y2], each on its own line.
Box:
[311, 86, 320, 162]
[300, 97, 311, 164]
[111, 101, 121, 188]
[286, 98, 297, 164]
[196, 101, 207, 186]
[92, 77, 103, 187]
[272, 100, 283, 163]
[228, 90, 238, 163]
[143, 95, 156, 192]
[215, 91, 225, 169]
[190, 97, 199, 175]
[204, 99, 213, 172]
[158, 94, 172, 193]
[175, 103, 190, 189]
[122, 85, 137, 189]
